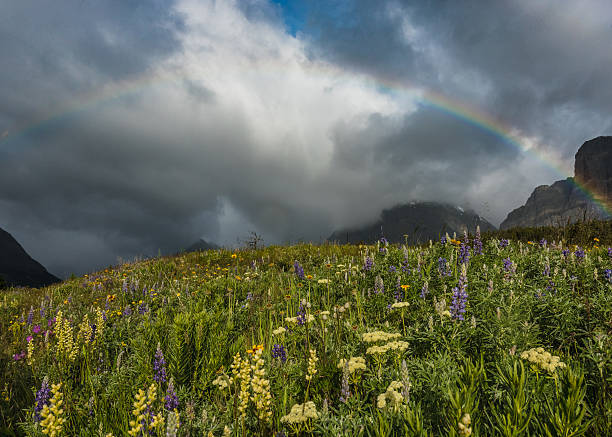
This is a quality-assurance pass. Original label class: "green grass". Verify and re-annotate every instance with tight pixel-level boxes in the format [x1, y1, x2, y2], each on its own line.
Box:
[1, 232, 611, 436]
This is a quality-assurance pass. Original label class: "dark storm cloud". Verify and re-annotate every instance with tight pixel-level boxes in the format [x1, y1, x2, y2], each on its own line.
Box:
[1, 0, 611, 277]
[300, 0, 612, 160]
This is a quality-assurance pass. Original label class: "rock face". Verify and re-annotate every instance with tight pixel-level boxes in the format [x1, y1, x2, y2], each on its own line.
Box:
[574, 136, 612, 203]
[0, 227, 60, 288]
[328, 202, 496, 244]
[501, 136, 612, 229]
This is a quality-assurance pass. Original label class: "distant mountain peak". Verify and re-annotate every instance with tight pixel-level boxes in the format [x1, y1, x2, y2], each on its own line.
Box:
[185, 238, 220, 253]
[329, 201, 495, 244]
[501, 136, 612, 229]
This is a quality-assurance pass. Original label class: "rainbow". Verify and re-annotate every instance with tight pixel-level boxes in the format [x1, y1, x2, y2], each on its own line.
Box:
[1, 63, 609, 218]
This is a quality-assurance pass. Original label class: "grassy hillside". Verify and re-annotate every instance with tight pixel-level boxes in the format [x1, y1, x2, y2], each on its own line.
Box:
[1, 233, 611, 436]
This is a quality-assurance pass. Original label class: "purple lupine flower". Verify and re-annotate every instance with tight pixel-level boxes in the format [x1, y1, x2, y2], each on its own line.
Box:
[394, 277, 402, 301]
[153, 344, 167, 384]
[272, 344, 287, 363]
[122, 279, 128, 294]
[575, 247, 585, 261]
[543, 263, 550, 277]
[296, 303, 306, 326]
[27, 307, 34, 325]
[562, 249, 570, 258]
[388, 265, 396, 273]
[440, 235, 447, 245]
[438, 257, 451, 276]
[499, 239, 509, 249]
[39, 303, 45, 318]
[459, 243, 470, 265]
[363, 257, 374, 272]
[605, 269, 612, 283]
[539, 238, 547, 248]
[374, 275, 384, 294]
[123, 305, 132, 316]
[608, 247, 612, 260]
[138, 303, 148, 315]
[165, 379, 179, 411]
[379, 237, 388, 255]
[401, 260, 410, 273]
[420, 282, 429, 299]
[449, 273, 468, 321]
[294, 261, 305, 280]
[463, 230, 470, 245]
[473, 227, 483, 256]
[339, 362, 351, 403]
[545, 280, 556, 294]
[33, 377, 51, 422]
[503, 258, 513, 272]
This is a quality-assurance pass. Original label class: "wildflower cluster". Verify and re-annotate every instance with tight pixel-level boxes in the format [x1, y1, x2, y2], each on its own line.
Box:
[337, 356, 366, 374]
[377, 381, 404, 411]
[362, 331, 401, 343]
[450, 266, 468, 321]
[55, 311, 77, 362]
[366, 341, 409, 355]
[520, 347, 566, 373]
[127, 383, 164, 436]
[293, 260, 305, 280]
[250, 348, 273, 423]
[153, 343, 167, 384]
[306, 349, 318, 381]
[212, 374, 231, 391]
[40, 383, 66, 437]
[458, 413, 472, 436]
[271, 344, 287, 363]
[230, 352, 252, 421]
[33, 376, 50, 422]
[281, 401, 319, 424]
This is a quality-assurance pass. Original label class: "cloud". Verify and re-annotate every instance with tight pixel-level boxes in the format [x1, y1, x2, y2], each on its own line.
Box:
[0, 0, 610, 277]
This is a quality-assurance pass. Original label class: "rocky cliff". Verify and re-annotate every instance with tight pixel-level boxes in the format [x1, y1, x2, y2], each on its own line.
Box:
[501, 136, 612, 229]
[0, 227, 60, 288]
[329, 202, 496, 244]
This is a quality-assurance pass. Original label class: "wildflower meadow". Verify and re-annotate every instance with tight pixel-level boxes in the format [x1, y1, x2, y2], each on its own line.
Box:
[1, 229, 611, 436]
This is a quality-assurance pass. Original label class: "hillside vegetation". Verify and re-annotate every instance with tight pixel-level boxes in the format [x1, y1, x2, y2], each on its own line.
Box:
[1, 228, 611, 436]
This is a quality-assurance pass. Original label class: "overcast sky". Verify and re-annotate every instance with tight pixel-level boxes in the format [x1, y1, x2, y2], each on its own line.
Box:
[1, 0, 611, 277]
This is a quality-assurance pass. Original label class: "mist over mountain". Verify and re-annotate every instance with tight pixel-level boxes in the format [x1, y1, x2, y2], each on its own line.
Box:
[185, 239, 220, 253]
[329, 202, 496, 245]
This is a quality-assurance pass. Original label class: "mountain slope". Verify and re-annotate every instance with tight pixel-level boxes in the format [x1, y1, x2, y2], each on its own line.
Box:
[0, 227, 60, 288]
[501, 136, 612, 229]
[329, 202, 496, 244]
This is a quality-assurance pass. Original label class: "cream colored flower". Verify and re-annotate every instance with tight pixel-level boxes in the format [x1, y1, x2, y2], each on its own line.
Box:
[362, 331, 401, 343]
[337, 356, 367, 373]
[280, 401, 319, 424]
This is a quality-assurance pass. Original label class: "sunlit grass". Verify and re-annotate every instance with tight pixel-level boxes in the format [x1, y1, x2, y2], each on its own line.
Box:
[1, 231, 611, 436]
